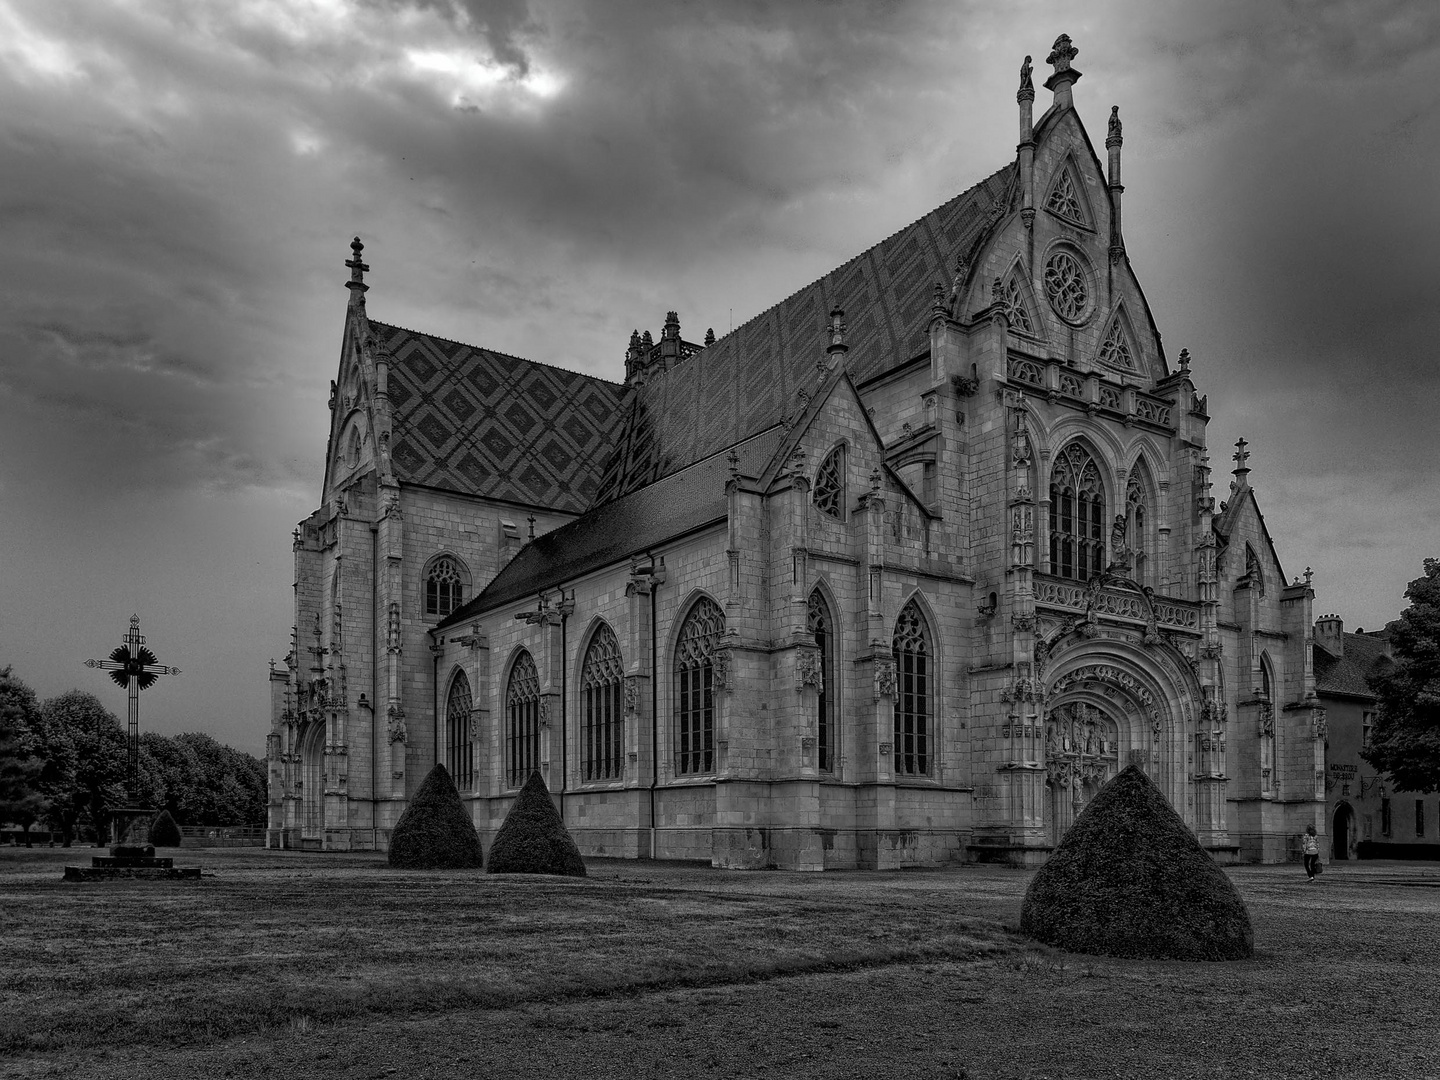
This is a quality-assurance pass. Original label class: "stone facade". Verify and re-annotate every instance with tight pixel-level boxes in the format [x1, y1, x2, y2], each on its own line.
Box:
[267, 36, 1325, 867]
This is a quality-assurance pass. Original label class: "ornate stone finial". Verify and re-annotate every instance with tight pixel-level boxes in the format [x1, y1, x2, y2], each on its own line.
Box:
[727, 447, 740, 479]
[627, 329, 642, 355]
[345, 236, 369, 301]
[641, 329, 653, 350]
[1179, 347, 1191, 373]
[949, 255, 969, 303]
[663, 310, 680, 340]
[704, 328, 715, 347]
[826, 306, 848, 356]
[869, 466, 882, 494]
[1304, 566, 1314, 586]
[1233, 437, 1250, 475]
[1018, 54, 1034, 96]
[1047, 33, 1078, 74]
[1107, 105, 1123, 147]
[527, 513, 536, 540]
[992, 276, 1004, 306]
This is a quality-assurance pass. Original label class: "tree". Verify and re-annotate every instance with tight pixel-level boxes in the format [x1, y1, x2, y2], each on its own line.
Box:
[487, 770, 586, 877]
[388, 763, 483, 869]
[0, 666, 47, 844]
[1363, 558, 1440, 792]
[36, 691, 129, 845]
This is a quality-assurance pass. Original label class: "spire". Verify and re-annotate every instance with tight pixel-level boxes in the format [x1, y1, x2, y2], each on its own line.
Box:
[345, 236, 369, 307]
[1044, 33, 1082, 109]
[1232, 438, 1251, 486]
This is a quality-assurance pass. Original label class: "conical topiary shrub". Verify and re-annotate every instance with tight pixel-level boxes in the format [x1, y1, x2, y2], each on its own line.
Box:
[1020, 764, 1253, 960]
[387, 763, 484, 869]
[148, 809, 183, 848]
[486, 770, 586, 876]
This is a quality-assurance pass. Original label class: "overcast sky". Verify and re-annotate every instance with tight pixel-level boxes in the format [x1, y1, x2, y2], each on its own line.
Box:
[1, 0, 1436, 756]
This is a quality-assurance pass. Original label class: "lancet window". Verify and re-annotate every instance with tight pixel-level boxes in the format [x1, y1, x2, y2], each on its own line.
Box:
[505, 650, 541, 788]
[807, 590, 836, 773]
[1126, 471, 1149, 587]
[1045, 168, 1086, 225]
[581, 624, 624, 782]
[674, 597, 724, 775]
[1049, 443, 1106, 582]
[425, 556, 466, 618]
[1000, 277, 1033, 334]
[814, 446, 845, 519]
[893, 601, 932, 777]
[445, 670, 474, 791]
[1259, 655, 1276, 794]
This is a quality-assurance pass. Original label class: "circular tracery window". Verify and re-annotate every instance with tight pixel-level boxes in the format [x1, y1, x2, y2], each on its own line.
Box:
[1044, 251, 1089, 323]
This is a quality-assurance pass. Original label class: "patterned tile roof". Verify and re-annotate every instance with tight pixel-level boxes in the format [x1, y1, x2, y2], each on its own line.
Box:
[1314, 632, 1394, 699]
[593, 163, 1017, 504]
[442, 427, 784, 623]
[371, 321, 625, 513]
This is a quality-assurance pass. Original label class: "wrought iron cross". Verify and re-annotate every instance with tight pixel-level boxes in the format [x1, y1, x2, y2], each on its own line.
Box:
[83, 615, 180, 800]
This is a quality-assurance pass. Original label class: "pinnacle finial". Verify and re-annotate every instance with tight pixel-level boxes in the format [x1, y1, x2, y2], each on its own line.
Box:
[1179, 347, 1191, 373]
[704, 328, 715, 347]
[1047, 33, 1077, 72]
[1233, 437, 1251, 475]
[826, 307, 848, 356]
[345, 236, 370, 300]
[1043, 33, 1082, 102]
[1107, 105, 1122, 146]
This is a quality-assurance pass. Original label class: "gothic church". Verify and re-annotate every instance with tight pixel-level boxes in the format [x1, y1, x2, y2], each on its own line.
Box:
[267, 36, 1327, 868]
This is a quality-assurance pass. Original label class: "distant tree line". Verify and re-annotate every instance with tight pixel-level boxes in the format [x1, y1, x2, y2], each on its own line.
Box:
[0, 666, 266, 846]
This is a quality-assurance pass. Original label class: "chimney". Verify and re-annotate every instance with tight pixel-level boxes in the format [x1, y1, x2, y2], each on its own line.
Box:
[1043, 34, 1081, 111]
[1315, 614, 1344, 658]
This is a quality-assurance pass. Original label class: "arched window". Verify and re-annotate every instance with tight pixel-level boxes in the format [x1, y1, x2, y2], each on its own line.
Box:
[807, 590, 836, 773]
[1259, 654, 1276, 794]
[674, 597, 724, 775]
[445, 670, 474, 791]
[581, 624, 624, 782]
[893, 601, 932, 777]
[813, 445, 845, 519]
[1049, 443, 1105, 581]
[1126, 468, 1149, 587]
[425, 556, 466, 618]
[505, 650, 541, 788]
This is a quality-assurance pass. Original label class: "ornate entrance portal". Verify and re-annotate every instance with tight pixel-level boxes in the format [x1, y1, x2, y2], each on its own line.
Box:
[1044, 702, 1121, 843]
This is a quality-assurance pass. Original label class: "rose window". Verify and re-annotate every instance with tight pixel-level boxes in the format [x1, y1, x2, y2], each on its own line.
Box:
[1044, 252, 1088, 322]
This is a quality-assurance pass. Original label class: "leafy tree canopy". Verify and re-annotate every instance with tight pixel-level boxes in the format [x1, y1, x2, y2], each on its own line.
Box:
[1363, 558, 1440, 792]
[0, 666, 46, 827]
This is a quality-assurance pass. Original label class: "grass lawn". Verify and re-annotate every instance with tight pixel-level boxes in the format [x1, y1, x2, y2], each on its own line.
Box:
[1, 847, 1437, 1079]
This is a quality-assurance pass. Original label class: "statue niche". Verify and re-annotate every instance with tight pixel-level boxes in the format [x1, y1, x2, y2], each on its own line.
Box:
[1044, 702, 1121, 844]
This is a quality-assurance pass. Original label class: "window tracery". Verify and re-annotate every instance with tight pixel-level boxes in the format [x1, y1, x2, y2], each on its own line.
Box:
[813, 446, 845, 519]
[675, 597, 724, 775]
[1044, 252, 1088, 322]
[1098, 318, 1134, 370]
[807, 591, 836, 773]
[1000, 277, 1033, 334]
[892, 601, 931, 777]
[1126, 471, 1149, 587]
[1049, 443, 1105, 582]
[505, 651, 541, 788]
[445, 671, 474, 790]
[425, 556, 465, 618]
[581, 624, 624, 782]
[1045, 168, 1086, 224]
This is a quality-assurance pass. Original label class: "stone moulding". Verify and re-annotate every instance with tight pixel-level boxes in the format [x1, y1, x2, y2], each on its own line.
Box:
[1033, 575, 1200, 631]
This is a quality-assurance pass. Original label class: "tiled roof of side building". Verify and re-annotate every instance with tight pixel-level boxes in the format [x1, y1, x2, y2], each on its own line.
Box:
[371, 320, 627, 514]
[592, 163, 1017, 505]
[1313, 632, 1395, 698]
[440, 426, 785, 626]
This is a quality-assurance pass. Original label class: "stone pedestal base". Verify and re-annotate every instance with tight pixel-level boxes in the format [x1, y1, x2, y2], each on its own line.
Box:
[62, 806, 201, 881]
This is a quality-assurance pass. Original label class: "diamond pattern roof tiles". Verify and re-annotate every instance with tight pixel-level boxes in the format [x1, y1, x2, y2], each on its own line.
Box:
[593, 163, 1015, 504]
[372, 321, 625, 513]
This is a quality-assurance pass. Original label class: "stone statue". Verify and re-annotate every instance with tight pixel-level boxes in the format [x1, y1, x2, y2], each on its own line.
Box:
[1019, 55, 1033, 93]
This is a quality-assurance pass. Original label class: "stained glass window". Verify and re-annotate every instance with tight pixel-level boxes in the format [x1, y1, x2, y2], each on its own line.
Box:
[445, 670, 474, 790]
[425, 556, 465, 618]
[675, 597, 724, 775]
[1045, 169, 1085, 224]
[1044, 252, 1088, 322]
[505, 650, 540, 788]
[581, 624, 624, 782]
[807, 590, 835, 773]
[893, 602, 931, 777]
[1049, 443, 1105, 582]
[814, 446, 845, 519]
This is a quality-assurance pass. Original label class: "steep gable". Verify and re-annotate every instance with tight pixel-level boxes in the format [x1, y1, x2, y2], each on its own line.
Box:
[593, 163, 1017, 504]
[373, 321, 626, 513]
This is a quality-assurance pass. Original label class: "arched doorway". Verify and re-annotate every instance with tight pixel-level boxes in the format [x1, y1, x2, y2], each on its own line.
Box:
[1043, 702, 1123, 843]
[1332, 803, 1353, 860]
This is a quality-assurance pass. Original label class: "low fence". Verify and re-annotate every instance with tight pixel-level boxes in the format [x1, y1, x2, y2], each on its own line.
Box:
[179, 825, 266, 848]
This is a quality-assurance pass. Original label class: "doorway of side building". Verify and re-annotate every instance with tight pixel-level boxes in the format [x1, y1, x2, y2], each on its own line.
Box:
[1332, 802, 1354, 860]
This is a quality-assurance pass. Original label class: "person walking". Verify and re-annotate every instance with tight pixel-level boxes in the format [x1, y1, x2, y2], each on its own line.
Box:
[1301, 824, 1321, 881]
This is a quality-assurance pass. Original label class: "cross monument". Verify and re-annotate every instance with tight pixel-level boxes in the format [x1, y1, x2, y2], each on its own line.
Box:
[83, 615, 180, 801]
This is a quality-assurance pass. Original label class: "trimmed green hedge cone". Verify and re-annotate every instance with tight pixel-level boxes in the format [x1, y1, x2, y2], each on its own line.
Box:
[148, 809, 183, 848]
[387, 763, 484, 870]
[487, 770, 586, 876]
[1020, 764, 1254, 961]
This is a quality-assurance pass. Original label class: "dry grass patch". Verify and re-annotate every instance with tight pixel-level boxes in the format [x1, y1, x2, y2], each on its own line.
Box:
[0, 849, 1013, 1057]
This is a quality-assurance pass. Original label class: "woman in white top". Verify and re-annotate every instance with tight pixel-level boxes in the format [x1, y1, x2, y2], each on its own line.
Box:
[1301, 824, 1321, 880]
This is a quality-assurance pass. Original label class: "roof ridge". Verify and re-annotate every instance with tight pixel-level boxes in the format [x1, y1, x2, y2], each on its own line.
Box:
[698, 161, 1016, 356]
[369, 318, 625, 388]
